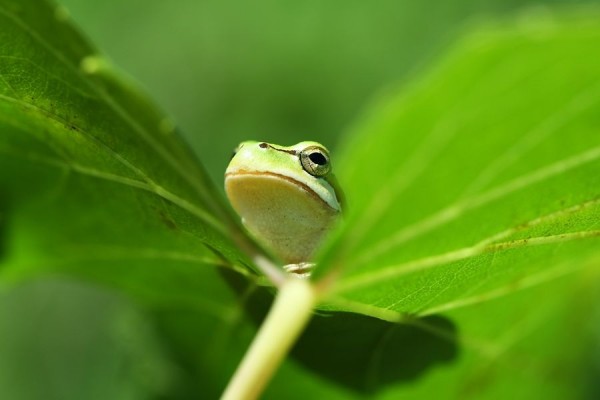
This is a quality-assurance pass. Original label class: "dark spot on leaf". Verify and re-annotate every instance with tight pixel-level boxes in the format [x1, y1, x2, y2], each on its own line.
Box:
[505, 279, 521, 292]
[515, 220, 530, 230]
[459, 364, 496, 398]
[158, 209, 178, 231]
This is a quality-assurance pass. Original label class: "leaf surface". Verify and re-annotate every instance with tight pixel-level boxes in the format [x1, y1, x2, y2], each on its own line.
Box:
[316, 12, 600, 319]
[0, 0, 258, 288]
[299, 11, 600, 398]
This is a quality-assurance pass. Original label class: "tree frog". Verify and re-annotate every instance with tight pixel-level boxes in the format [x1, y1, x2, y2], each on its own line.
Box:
[225, 141, 343, 276]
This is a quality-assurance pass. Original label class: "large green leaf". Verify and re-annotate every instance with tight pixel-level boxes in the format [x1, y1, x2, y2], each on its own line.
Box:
[316, 10, 600, 313]
[0, 0, 259, 290]
[298, 9, 600, 399]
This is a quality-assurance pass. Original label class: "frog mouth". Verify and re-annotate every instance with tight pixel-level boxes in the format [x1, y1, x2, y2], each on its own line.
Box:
[225, 170, 338, 211]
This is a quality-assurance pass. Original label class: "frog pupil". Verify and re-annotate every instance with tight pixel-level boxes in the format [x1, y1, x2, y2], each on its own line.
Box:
[309, 152, 327, 165]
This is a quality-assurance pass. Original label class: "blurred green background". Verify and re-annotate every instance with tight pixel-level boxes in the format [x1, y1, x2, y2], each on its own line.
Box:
[1, 0, 599, 398]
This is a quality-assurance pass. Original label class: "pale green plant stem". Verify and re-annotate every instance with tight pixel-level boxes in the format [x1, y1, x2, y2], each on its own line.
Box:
[221, 277, 317, 400]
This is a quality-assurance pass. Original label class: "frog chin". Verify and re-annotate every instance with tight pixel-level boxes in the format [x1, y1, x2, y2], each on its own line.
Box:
[225, 172, 338, 264]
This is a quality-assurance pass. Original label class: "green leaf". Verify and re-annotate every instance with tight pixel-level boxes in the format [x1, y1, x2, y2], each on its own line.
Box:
[316, 10, 600, 315]
[298, 9, 600, 398]
[0, 0, 260, 291]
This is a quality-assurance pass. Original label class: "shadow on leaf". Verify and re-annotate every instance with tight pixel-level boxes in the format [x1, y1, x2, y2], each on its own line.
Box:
[222, 269, 460, 394]
[294, 311, 458, 393]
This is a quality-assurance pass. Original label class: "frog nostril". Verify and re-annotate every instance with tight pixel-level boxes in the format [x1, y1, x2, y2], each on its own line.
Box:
[259, 142, 269, 149]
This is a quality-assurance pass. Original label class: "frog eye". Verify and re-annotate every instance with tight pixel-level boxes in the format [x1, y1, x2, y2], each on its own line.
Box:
[300, 146, 331, 177]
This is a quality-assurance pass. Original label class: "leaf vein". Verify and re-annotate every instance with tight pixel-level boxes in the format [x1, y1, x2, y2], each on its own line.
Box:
[335, 228, 600, 294]
[354, 146, 600, 266]
[0, 5, 224, 222]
